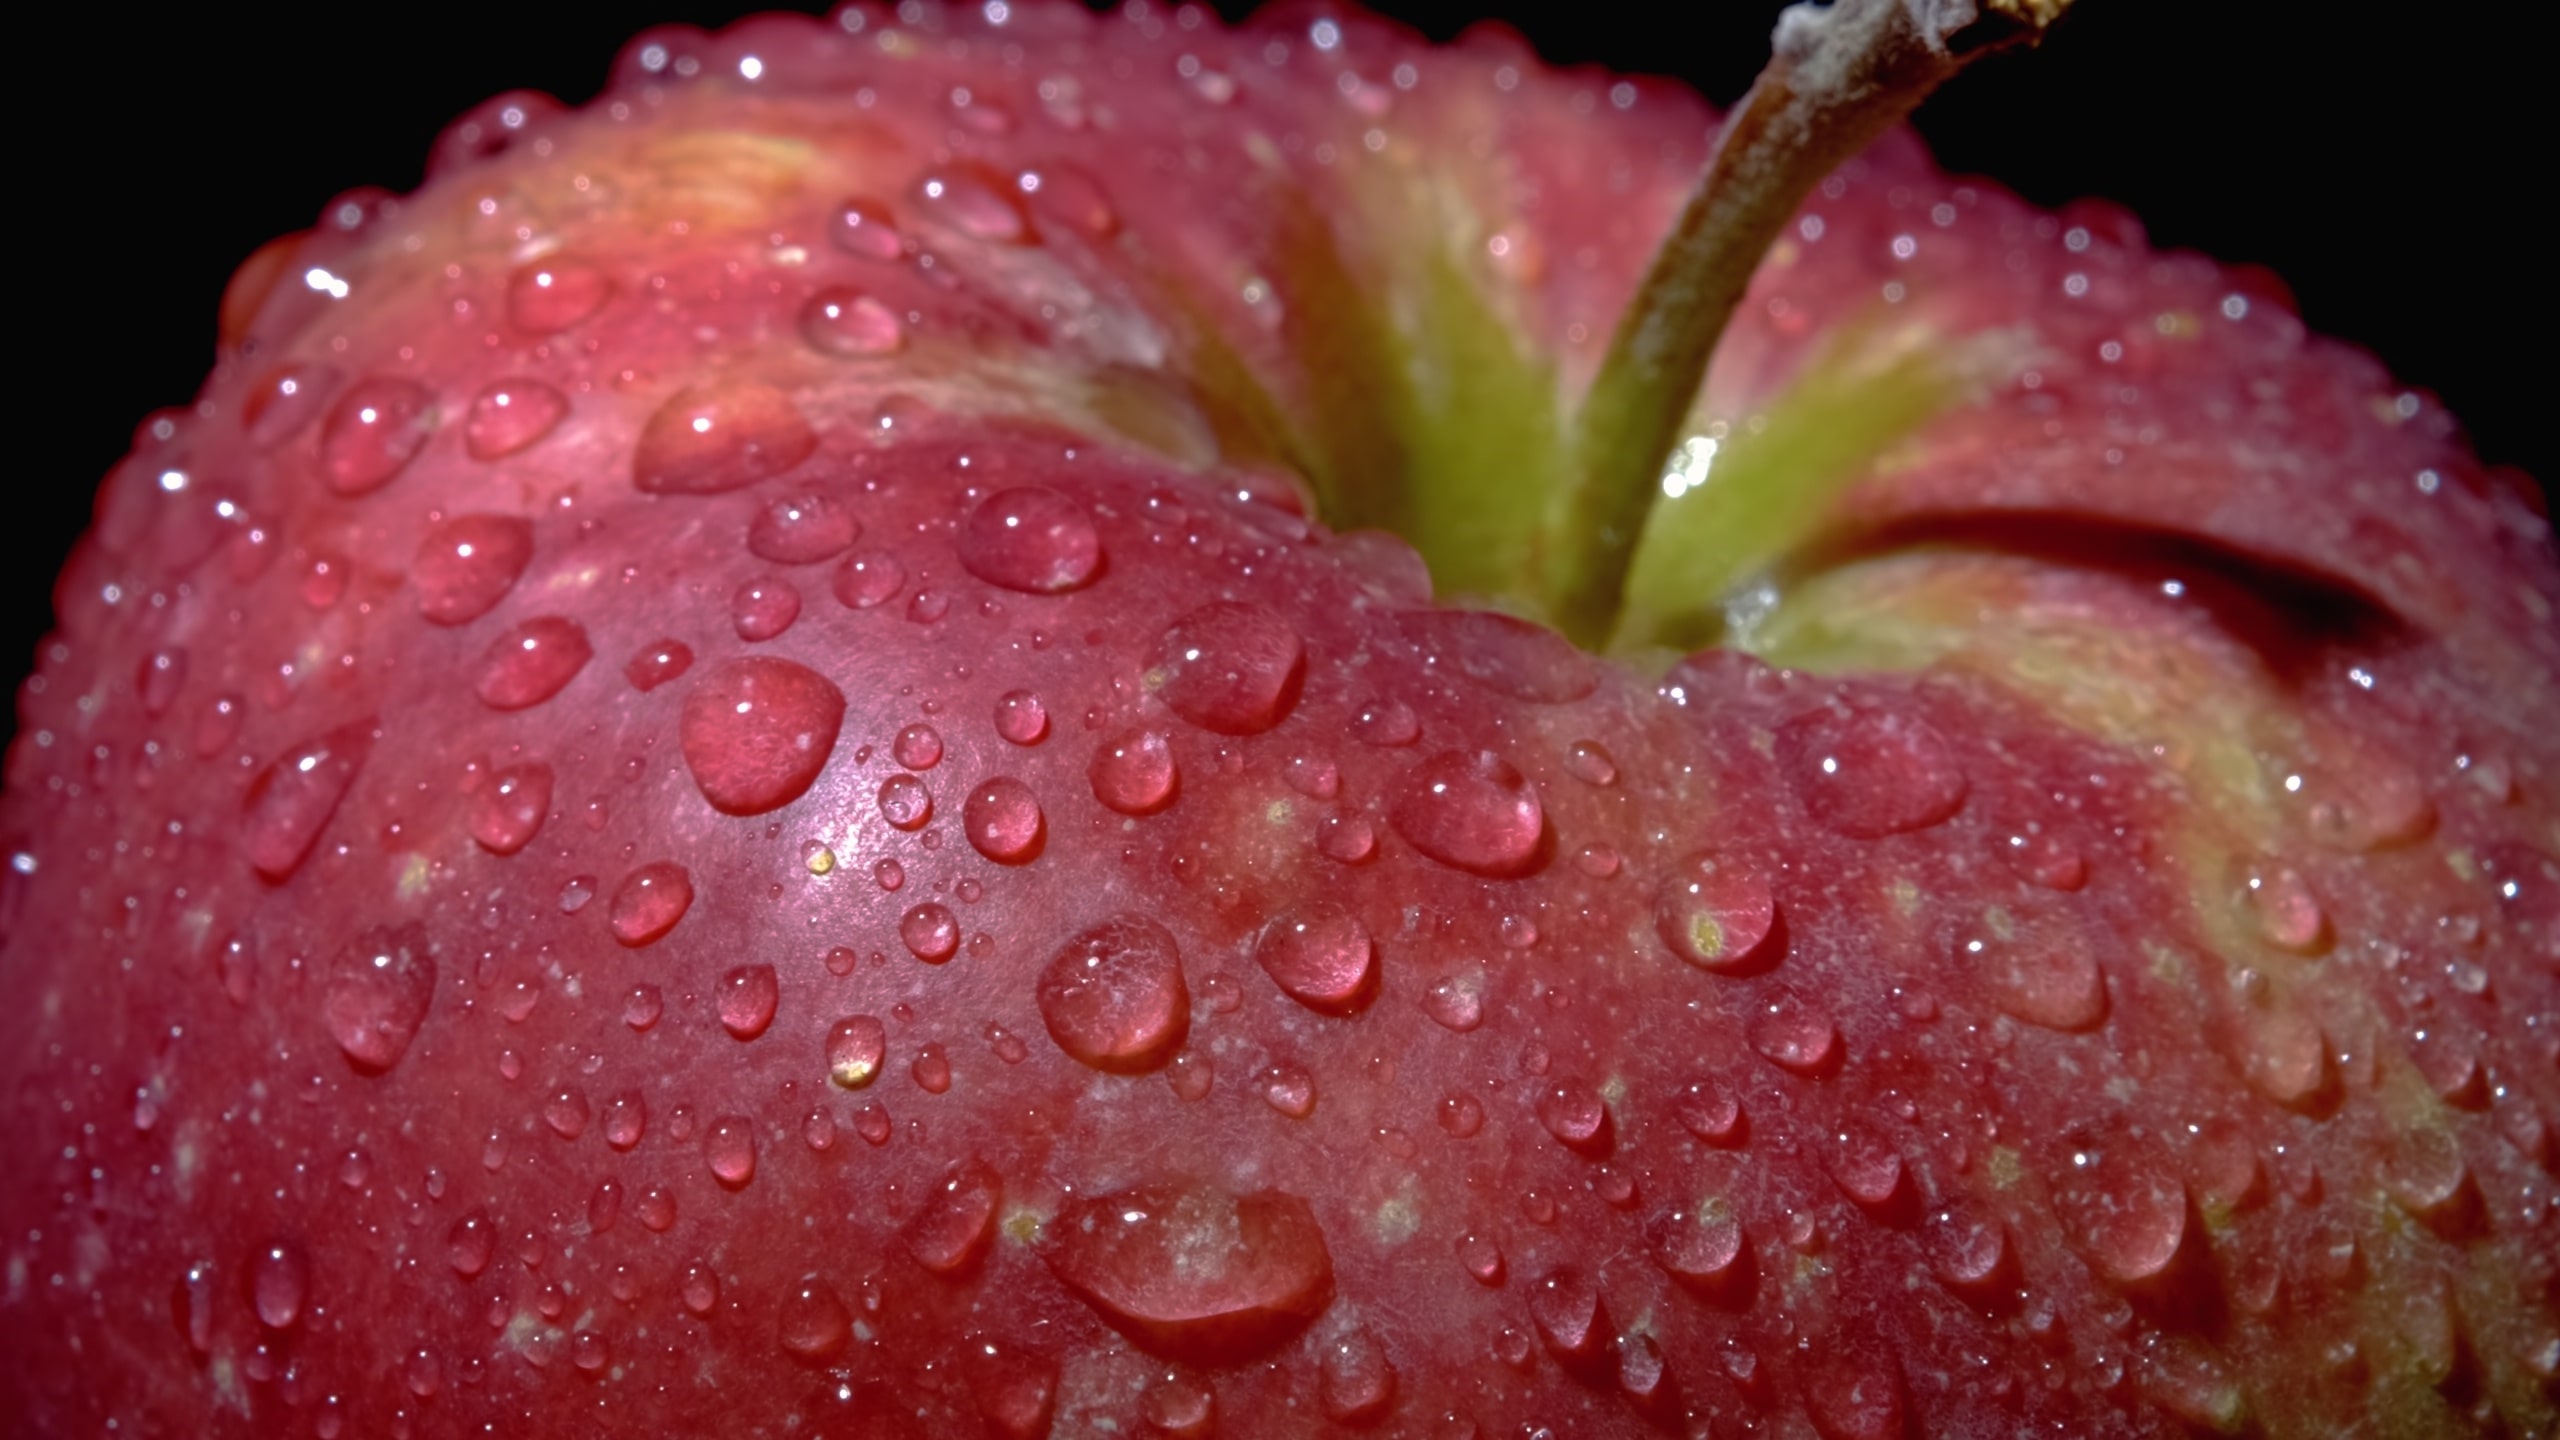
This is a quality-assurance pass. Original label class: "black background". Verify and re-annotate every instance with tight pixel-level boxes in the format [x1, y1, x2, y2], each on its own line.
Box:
[8, 2, 2546, 729]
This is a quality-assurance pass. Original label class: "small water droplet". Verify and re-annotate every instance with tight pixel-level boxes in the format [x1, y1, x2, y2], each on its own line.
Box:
[1142, 1375, 1216, 1437]
[1090, 730, 1178, 815]
[748, 491, 861, 564]
[1318, 1326, 1397, 1424]
[1563, 740, 1618, 786]
[1260, 1062, 1317, 1118]
[994, 689, 1049, 745]
[1438, 1093, 1485, 1138]
[464, 378, 569, 460]
[830, 196, 905, 259]
[1421, 970, 1486, 1032]
[507, 258, 610, 333]
[905, 1158, 1002, 1274]
[413, 514, 534, 624]
[1650, 1202, 1748, 1297]
[916, 166, 1032, 243]
[1153, 602, 1305, 735]
[1674, 1079, 1745, 1144]
[964, 777, 1045, 862]
[636, 1185, 678, 1232]
[877, 774, 934, 831]
[800, 286, 906, 356]
[826, 1015, 888, 1088]
[705, 1115, 757, 1188]
[603, 1091, 648, 1149]
[320, 379, 435, 496]
[244, 363, 340, 449]
[634, 382, 817, 494]
[1527, 1268, 1607, 1371]
[1925, 1209, 2011, 1295]
[1398, 609, 1597, 702]
[959, 486, 1103, 593]
[446, 1211, 495, 1277]
[1970, 925, 2107, 1031]
[901, 902, 960, 962]
[136, 647, 188, 716]
[2246, 866, 2330, 953]
[1536, 1081, 1612, 1156]
[469, 761, 553, 855]
[1255, 903, 1375, 1014]
[1037, 914, 1188, 1073]
[1656, 854, 1779, 973]
[250, 1240, 307, 1329]
[679, 657, 846, 814]
[542, 1088, 590, 1140]
[893, 723, 944, 770]
[680, 1262, 719, 1316]
[1779, 703, 1968, 837]
[1748, 992, 1839, 1075]
[1316, 809, 1377, 864]
[243, 718, 374, 879]
[624, 638, 693, 691]
[2059, 1146, 2187, 1286]
[475, 616, 593, 710]
[718, 964, 780, 1039]
[908, 588, 952, 624]
[607, 861, 693, 947]
[1390, 750, 1545, 877]
[777, 1279, 851, 1363]
[730, 577, 803, 641]
[833, 549, 907, 608]
[1350, 698, 1419, 747]
[323, 924, 434, 1072]
[1040, 1184, 1334, 1363]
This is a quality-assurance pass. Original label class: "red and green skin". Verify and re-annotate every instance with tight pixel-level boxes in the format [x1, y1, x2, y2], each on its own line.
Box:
[3, 4, 2554, 1437]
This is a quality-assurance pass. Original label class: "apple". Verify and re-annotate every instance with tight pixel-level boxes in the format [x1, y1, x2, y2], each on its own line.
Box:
[2, 2, 2555, 1437]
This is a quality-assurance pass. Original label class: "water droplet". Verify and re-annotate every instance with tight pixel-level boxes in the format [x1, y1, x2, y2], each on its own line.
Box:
[1390, 750, 1546, 877]
[904, 1158, 1002, 1274]
[718, 964, 780, 1039]
[730, 577, 803, 641]
[320, 379, 435, 496]
[1259, 1062, 1317, 1118]
[777, 1279, 851, 1363]
[2387, 1127, 2471, 1220]
[1254, 903, 1375, 1014]
[469, 761, 553, 855]
[633, 382, 817, 494]
[624, 637, 693, 691]
[136, 646, 188, 716]
[679, 657, 846, 814]
[244, 363, 341, 449]
[1779, 703, 1968, 837]
[413, 514, 534, 624]
[1318, 1327, 1397, 1424]
[1454, 1231, 1505, 1286]
[1318, 810, 1377, 863]
[1398, 609, 1598, 702]
[964, 777, 1046, 862]
[1748, 993, 1839, 1075]
[1970, 925, 2107, 1031]
[1649, 1202, 1748, 1296]
[1090, 730, 1178, 815]
[2239, 1001, 2331, 1109]
[475, 616, 593, 710]
[893, 723, 944, 770]
[636, 1185, 678, 1232]
[1564, 740, 1618, 786]
[607, 860, 693, 947]
[1141, 1375, 1217, 1438]
[1807, 1351, 1906, 1440]
[542, 1088, 590, 1140]
[799, 286, 906, 356]
[2058, 1146, 2188, 1285]
[250, 1240, 307, 1329]
[1527, 1268, 1608, 1371]
[911, 1042, 952, 1093]
[1437, 1093, 1485, 1137]
[243, 718, 374, 879]
[833, 549, 906, 608]
[603, 1092, 647, 1149]
[822, 1015, 888, 1089]
[995, 690, 1049, 745]
[830, 196, 905, 259]
[901, 902, 960, 962]
[1421, 970, 1485, 1033]
[1673, 1079, 1745, 1144]
[1830, 1126, 1905, 1209]
[679, 1262, 719, 1316]
[464, 378, 569, 460]
[1350, 698, 1419, 747]
[705, 1115, 757, 1188]
[748, 491, 860, 564]
[507, 258, 610, 333]
[959, 486, 1102, 593]
[2005, 830, 2087, 890]
[908, 587, 952, 624]
[1536, 1081, 1612, 1156]
[1152, 602, 1304, 735]
[446, 1210, 495, 1277]
[323, 924, 434, 1072]
[1040, 1184, 1334, 1363]
[620, 984, 660, 1031]
[2246, 867, 2329, 953]
[1656, 854, 1780, 973]
[1037, 914, 1188, 1073]
[1925, 1209, 2011, 1295]
[916, 166, 1031, 243]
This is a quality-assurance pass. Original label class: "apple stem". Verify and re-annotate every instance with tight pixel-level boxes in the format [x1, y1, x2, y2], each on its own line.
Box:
[1548, 0, 2073, 649]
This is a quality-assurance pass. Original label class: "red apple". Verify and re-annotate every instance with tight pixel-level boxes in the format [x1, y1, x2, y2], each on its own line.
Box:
[3, 4, 2554, 1438]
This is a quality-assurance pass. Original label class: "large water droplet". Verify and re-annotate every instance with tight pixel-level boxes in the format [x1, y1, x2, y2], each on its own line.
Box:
[1925, 1208, 2012, 1297]
[250, 1240, 308, 1330]
[412, 514, 534, 625]
[958, 486, 1103, 593]
[830, 196, 905, 259]
[633, 382, 817, 494]
[464, 378, 570, 460]
[730, 576, 803, 641]
[1656, 854, 1780, 974]
[243, 718, 375, 879]
[2058, 1145, 2188, 1286]
[474, 616, 593, 710]
[1536, 1081, 1612, 1156]
[965, 777, 1046, 863]
[1090, 730, 1178, 815]
[705, 1115, 757, 1188]
[718, 965, 780, 1039]
[607, 861, 693, 947]
[320, 924, 436, 1076]
[469, 761, 553, 855]
[1779, 703, 1968, 837]
[777, 1279, 852, 1363]
[1397, 610, 1597, 702]
[904, 1158, 1002, 1274]
[800, 286, 906, 357]
[995, 689, 1049, 745]
[893, 723, 943, 770]
[1254, 903, 1375, 1015]
[827, 1015, 887, 1088]
[1037, 914, 1189, 1073]
[1152, 602, 1304, 735]
[320, 379, 435, 496]
[901, 902, 960, 963]
[1041, 1184, 1334, 1363]
[748, 491, 860, 565]
[679, 657, 846, 814]
[1389, 750, 1546, 877]
[507, 258, 610, 333]
[1318, 1326, 1397, 1424]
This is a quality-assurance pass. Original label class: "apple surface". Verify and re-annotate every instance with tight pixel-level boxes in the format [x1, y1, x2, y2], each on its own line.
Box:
[2, 4, 2554, 1438]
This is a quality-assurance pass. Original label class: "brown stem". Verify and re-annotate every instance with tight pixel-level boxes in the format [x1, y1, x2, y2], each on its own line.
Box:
[1547, 0, 2072, 648]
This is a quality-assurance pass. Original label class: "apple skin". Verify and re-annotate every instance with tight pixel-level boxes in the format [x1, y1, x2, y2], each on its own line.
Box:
[3, 4, 2557, 1439]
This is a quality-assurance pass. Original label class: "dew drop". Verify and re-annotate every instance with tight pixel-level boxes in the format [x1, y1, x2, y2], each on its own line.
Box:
[1318, 810, 1377, 864]
[1350, 698, 1419, 747]
[678, 657, 846, 814]
[904, 1158, 1002, 1274]
[1748, 993, 1839, 1075]
[1036, 914, 1188, 1073]
[826, 1015, 888, 1089]
[1456, 1231, 1504, 1285]
[730, 577, 803, 641]
[1926, 1209, 2011, 1295]
[319, 379, 435, 496]
[680, 1262, 719, 1317]
[603, 1092, 647, 1149]
[1656, 854, 1780, 973]
[474, 616, 593, 710]
[250, 1240, 307, 1330]
[244, 363, 341, 449]
[1090, 730, 1178, 815]
[464, 378, 569, 460]
[1152, 602, 1305, 734]
[1254, 903, 1375, 1015]
[830, 196, 905, 259]
[916, 166, 1032, 243]
[718, 964, 780, 1039]
[2246, 867, 2330, 954]
[1259, 1062, 1317, 1118]
[1779, 703, 1969, 837]
[901, 902, 960, 963]
[995, 690, 1048, 745]
[607, 860, 693, 947]
[1318, 1327, 1397, 1424]
[1437, 1093, 1485, 1138]
[542, 1088, 590, 1140]
[748, 491, 861, 564]
[964, 777, 1045, 862]
[705, 1115, 757, 1188]
[1143, 1376, 1216, 1438]
[777, 1280, 851, 1363]
[468, 761, 553, 856]
[322, 924, 435, 1072]
[893, 723, 944, 770]
[1674, 1080, 1745, 1144]
[1649, 1203, 1747, 1296]
[624, 638, 693, 691]
[1389, 750, 1546, 877]
[1536, 1081, 1612, 1156]
[507, 258, 610, 333]
[1398, 609, 1598, 702]
[446, 1210, 495, 1277]
[137, 647, 187, 716]
[633, 382, 817, 495]
[1421, 970, 1486, 1033]
[636, 1185, 677, 1232]
[413, 514, 534, 624]
[1040, 1184, 1334, 1363]
[958, 486, 1103, 593]
[833, 549, 907, 608]
[1564, 740, 1618, 786]
[799, 286, 906, 356]
[1527, 1268, 1607, 1370]
[1830, 1127, 1905, 1209]
[243, 718, 374, 879]
[1971, 926, 2107, 1031]
[2058, 1147, 2187, 1285]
